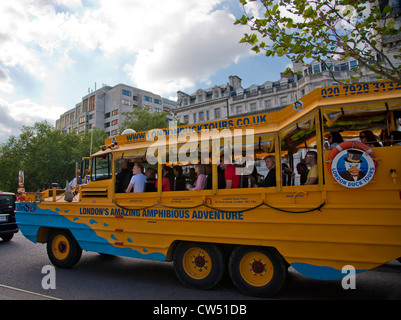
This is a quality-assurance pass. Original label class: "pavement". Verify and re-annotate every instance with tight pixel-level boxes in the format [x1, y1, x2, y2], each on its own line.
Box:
[0, 284, 61, 300]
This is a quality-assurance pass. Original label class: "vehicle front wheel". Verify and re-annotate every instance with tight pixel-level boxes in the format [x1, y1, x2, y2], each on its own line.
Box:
[173, 242, 225, 290]
[47, 229, 82, 269]
[229, 246, 287, 297]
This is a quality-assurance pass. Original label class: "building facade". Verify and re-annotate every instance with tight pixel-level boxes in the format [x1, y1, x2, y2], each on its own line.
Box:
[56, 84, 176, 137]
[176, 0, 401, 124]
[175, 55, 398, 125]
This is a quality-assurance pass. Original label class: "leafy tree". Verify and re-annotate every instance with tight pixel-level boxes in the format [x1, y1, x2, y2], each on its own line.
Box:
[235, 0, 401, 83]
[0, 121, 107, 192]
[119, 107, 170, 133]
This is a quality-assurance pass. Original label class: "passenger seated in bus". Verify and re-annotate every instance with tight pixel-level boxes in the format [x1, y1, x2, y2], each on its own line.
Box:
[325, 132, 343, 150]
[258, 155, 276, 188]
[173, 165, 186, 191]
[144, 167, 157, 192]
[219, 155, 240, 188]
[188, 168, 197, 185]
[360, 130, 382, 147]
[126, 163, 147, 193]
[304, 151, 318, 185]
[205, 164, 213, 190]
[157, 166, 173, 191]
[186, 164, 206, 190]
[389, 131, 401, 146]
[115, 159, 131, 193]
[296, 162, 309, 185]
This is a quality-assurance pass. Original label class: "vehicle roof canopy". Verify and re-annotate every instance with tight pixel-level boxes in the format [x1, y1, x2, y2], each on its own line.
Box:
[95, 81, 401, 158]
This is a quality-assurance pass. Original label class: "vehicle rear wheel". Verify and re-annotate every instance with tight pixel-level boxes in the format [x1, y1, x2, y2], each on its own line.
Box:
[173, 242, 225, 290]
[47, 229, 82, 269]
[229, 246, 287, 297]
[1, 234, 14, 242]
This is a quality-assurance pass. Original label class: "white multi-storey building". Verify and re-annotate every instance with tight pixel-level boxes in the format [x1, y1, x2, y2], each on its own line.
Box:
[176, 56, 397, 124]
[56, 83, 176, 137]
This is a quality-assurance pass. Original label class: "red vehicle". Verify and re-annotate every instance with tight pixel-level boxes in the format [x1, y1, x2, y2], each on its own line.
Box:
[0, 192, 18, 242]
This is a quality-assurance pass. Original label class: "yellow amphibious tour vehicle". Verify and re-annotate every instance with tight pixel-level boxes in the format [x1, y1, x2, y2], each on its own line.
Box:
[16, 81, 401, 297]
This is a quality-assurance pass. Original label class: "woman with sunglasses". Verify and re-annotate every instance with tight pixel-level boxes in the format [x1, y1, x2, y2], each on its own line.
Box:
[326, 132, 343, 149]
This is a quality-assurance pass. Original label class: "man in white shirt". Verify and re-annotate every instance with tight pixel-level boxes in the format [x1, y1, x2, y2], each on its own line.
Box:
[126, 163, 147, 193]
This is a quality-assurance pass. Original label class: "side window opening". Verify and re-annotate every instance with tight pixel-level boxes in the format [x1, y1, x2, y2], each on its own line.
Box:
[280, 113, 319, 186]
[91, 154, 112, 181]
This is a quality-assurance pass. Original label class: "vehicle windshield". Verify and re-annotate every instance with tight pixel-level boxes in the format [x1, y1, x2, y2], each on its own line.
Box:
[0, 195, 15, 210]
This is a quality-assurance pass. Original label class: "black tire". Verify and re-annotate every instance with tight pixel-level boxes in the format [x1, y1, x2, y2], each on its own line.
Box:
[173, 241, 225, 290]
[1, 234, 14, 242]
[228, 246, 287, 297]
[47, 229, 82, 269]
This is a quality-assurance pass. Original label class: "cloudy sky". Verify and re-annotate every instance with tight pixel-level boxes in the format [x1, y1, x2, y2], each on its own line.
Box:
[0, 0, 290, 143]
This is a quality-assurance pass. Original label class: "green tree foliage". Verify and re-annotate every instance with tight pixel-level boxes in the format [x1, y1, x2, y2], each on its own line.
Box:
[0, 121, 107, 192]
[235, 0, 401, 83]
[119, 107, 170, 133]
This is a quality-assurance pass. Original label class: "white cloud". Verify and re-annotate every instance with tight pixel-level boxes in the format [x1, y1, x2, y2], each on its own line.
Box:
[0, 0, 254, 142]
[0, 98, 66, 143]
[119, 1, 250, 94]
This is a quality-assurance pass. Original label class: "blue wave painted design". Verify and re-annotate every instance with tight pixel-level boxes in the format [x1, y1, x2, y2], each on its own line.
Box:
[291, 263, 366, 280]
[16, 203, 166, 261]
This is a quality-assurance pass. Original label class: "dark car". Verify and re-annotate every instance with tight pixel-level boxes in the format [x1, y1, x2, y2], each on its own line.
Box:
[0, 192, 18, 242]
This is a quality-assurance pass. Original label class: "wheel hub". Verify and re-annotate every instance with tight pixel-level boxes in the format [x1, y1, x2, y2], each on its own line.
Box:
[251, 260, 266, 274]
[194, 255, 206, 268]
[58, 241, 67, 253]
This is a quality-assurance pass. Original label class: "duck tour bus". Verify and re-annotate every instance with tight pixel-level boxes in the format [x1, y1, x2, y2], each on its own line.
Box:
[16, 81, 401, 297]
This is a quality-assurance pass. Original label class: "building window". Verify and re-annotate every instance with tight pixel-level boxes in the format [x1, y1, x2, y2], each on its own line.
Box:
[280, 96, 288, 106]
[104, 112, 110, 119]
[335, 63, 349, 71]
[122, 89, 132, 96]
[154, 98, 162, 105]
[250, 103, 257, 112]
[322, 62, 333, 71]
[236, 106, 242, 115]
[183, 115, 189, 123]
[89, 95, 95, 111]
[79, 116, 86, 124]
[83, 99, 88, 113]
[111, 129, 118, 136]
[312, 64, 321, 74]
[206, 110, 209, 121]
[193, 113, 197, 122]
[264, 100, 271, 109]
[122, 99, 131, 106]
[349, 60, 358, 69]
[144, 96, 152, 102]
[214, 108, 220, 119]
[199, 111, 204, 122]
[112, 119, 118, 126]
[112, 109, 119, 116]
